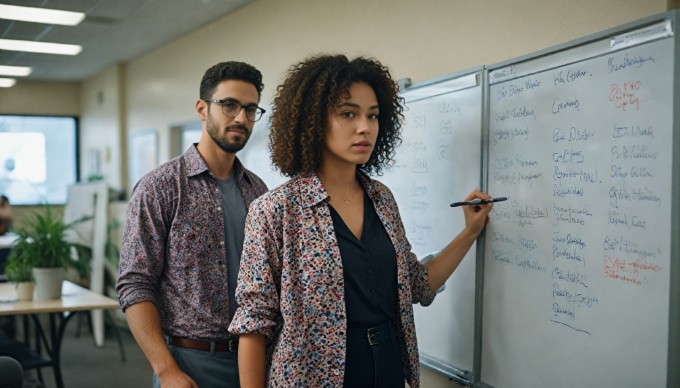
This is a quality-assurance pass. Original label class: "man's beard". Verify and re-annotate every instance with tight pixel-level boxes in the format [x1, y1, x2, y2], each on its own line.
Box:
[206, 119, 251, 154]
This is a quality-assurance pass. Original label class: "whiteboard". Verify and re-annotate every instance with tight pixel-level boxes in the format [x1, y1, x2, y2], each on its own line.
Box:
[379, 70, 483, 382]
[64, 181, 109, 346]
[481, 18, 675, 388]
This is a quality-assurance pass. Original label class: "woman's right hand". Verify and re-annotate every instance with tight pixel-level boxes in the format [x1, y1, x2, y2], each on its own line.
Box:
[459, 189, 494, 238]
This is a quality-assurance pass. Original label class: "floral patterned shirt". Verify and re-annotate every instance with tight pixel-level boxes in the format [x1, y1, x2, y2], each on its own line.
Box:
[229, 173, 436, 387]
[117, 145, 267, 340]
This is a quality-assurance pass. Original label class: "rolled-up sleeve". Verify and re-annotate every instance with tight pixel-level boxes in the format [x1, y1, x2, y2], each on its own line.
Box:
[116, 176, 168, 312]
[229, 197, 281, 339]
[405, 245, 436, 307]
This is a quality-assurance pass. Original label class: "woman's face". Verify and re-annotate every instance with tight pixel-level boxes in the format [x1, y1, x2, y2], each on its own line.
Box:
[322, 82, 380, 169]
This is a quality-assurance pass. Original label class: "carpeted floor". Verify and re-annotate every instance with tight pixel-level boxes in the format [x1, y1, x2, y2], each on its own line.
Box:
[13, 314, 151, 388]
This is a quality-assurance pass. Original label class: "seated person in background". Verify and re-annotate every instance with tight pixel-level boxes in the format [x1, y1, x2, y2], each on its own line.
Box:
[0, 195, 12, 236]
[0, 196, 14, 337]
[0, 194, 13, 273]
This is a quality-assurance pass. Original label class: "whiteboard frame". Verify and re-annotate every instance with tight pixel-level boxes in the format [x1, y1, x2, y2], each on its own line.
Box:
[669, 9, 680, 388]
[473, 61, 492, 388]
[478, 9, 679, 388]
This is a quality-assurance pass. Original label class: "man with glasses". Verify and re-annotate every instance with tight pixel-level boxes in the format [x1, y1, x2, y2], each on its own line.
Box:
[117, 62, 268, 388]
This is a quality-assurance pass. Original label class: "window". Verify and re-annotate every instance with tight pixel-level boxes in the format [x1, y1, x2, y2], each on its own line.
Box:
[0, 115, 79, 205]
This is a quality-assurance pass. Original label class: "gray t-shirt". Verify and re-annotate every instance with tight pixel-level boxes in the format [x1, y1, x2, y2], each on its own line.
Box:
[218, 175, 247, 320]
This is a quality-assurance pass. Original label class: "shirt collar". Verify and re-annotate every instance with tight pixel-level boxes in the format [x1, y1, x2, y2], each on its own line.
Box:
[184, 143, 246, 180]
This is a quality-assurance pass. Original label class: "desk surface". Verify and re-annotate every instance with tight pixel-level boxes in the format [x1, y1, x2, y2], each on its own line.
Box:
[0, 233, 18, 249]
[0, 281, 119, 316]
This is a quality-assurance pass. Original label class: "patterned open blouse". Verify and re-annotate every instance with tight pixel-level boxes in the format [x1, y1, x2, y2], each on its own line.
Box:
[229, 173, 436, 387]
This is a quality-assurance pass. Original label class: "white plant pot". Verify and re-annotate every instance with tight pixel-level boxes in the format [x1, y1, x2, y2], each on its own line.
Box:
[32, 267, 65, 301]
[15, 282, 35, 301]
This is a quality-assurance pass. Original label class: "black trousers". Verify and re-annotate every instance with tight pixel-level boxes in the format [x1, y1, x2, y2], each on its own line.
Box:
[344, 320, 405, 388]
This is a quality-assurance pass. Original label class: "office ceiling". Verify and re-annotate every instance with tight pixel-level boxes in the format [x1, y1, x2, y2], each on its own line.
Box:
[0, 0, 251, 82]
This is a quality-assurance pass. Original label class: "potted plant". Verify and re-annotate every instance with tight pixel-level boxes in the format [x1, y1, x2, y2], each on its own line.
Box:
[4, 255, 35, 301]
[7, 206, 90, 301]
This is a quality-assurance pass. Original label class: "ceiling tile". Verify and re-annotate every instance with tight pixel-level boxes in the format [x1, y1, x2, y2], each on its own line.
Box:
[0, 0, 252, 81]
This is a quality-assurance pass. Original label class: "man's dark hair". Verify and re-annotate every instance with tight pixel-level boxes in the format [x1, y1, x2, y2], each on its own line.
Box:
[199, 61, 264, 100]
[0, 195, 8, 206]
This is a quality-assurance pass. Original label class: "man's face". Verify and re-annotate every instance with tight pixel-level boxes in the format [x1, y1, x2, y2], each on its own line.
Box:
[203, 80, 259, 154]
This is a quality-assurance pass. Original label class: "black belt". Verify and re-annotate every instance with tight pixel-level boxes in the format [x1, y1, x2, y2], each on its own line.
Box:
[348, 320, 394, 346]
[167, 336, 238, 352]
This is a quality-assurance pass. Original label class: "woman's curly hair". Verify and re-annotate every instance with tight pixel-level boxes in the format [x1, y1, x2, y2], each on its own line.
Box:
[269, 54, 404, 177]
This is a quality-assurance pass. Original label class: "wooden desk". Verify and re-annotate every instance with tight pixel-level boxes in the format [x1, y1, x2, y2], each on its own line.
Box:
[0, 281, 120, 388]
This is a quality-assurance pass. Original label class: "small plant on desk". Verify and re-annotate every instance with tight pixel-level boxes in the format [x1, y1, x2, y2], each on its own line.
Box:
[4, 255, 34, 301]
[6, 206, 90, 301]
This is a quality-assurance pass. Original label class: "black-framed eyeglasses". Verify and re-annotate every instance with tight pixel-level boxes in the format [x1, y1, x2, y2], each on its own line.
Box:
[203, 98, 266, 122]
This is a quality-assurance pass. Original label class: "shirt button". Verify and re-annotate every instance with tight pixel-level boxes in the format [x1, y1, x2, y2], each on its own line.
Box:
[370, 289, 376, 294]
[217, 206, 222, 211]
[220, 241, 225, 246]
[367, 269, 373, 275]
[333, 369, 341, 375]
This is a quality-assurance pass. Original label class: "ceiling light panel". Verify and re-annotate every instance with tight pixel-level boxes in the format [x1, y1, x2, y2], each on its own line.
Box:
[0, 4, 85, 26]
[0, 39, 82, 55]
[0, 78, 17, 87]
[0, 65, 32, 76]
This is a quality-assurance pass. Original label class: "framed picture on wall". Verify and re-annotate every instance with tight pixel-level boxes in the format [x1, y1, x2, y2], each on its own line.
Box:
[128, 128, 158, 194]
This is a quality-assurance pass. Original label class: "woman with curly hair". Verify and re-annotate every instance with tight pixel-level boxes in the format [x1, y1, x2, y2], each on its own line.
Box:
[229, 54, 493, 388]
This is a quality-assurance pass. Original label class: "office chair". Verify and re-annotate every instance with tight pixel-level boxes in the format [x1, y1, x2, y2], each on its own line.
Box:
[0, 356, 23, 388]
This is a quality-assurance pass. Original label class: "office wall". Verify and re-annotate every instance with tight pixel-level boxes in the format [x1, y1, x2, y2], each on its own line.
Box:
[80, 65, 124, 190]
[0, 80, 80, 115]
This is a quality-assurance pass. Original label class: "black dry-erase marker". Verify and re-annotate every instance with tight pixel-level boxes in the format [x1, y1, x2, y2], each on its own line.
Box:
[450, 196, 508, 207]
